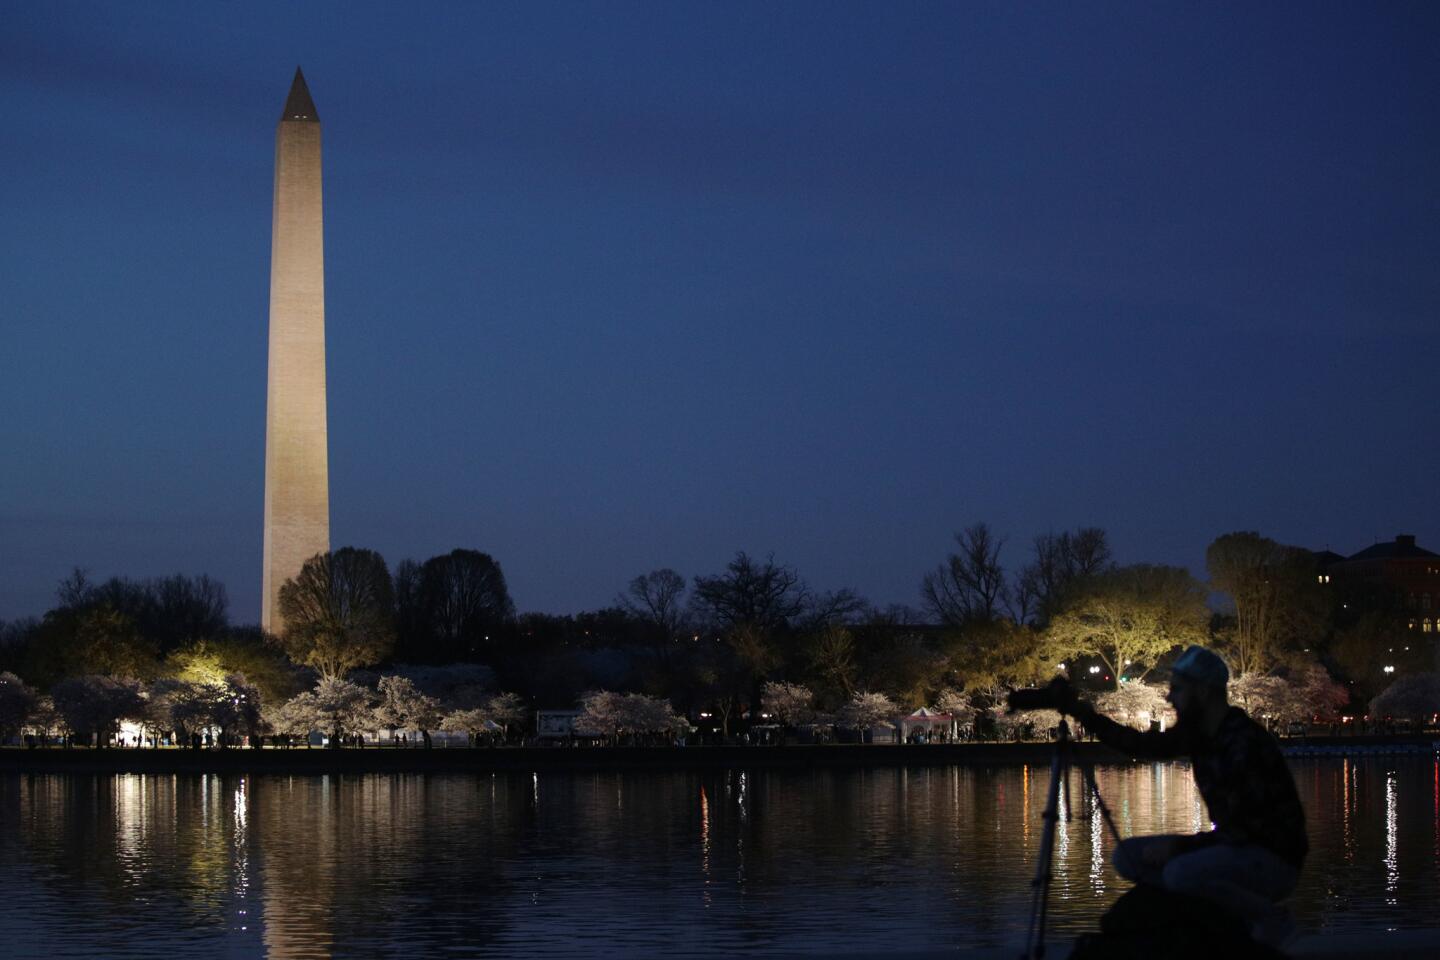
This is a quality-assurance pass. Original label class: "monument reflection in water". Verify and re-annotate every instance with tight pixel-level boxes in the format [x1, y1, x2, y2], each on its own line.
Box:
[0, 759, 1435, 958]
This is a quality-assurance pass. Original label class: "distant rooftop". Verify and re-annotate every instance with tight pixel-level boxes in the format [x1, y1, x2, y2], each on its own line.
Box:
[1342, 534, 1438, 563]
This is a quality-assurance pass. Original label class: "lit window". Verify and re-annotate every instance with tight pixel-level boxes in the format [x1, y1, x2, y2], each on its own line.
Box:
[1425, 620, 1434, 634]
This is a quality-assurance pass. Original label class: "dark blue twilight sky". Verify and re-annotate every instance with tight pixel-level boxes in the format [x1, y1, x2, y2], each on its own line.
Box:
[2, 2, 1437, 624]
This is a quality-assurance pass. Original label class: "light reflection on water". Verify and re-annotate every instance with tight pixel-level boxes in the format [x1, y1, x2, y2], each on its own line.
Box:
[1385, 769, 1399, 903]
[0, 758, 1436, 958]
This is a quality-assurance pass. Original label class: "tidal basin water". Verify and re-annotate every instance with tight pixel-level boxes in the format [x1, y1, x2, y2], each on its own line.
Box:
[0, 758, 1436, 957]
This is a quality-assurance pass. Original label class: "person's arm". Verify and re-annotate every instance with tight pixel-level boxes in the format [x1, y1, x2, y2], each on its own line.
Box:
[1068, 700, 1188, 761]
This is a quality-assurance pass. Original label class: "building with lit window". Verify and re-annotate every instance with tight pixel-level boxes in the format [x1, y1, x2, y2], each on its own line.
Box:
[1317, 534, 1440, 634]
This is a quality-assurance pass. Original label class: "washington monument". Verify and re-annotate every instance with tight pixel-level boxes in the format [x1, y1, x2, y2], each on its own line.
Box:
[262, 68, 329, 633]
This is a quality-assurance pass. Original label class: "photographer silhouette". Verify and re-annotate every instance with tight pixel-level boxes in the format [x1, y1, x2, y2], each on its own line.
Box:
[1030, 646, 1306, 951]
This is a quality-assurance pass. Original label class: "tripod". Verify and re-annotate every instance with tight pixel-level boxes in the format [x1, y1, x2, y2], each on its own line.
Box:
[1021, 718, 1131, 960]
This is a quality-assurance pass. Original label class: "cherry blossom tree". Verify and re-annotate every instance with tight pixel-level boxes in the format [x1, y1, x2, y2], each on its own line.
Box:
[578, 690, 682, 744]
[263, 696, 318, 747]
[484, 692, 527, 742]
[761, 681, 814, 728]
[988, 703, 1060, 741]
[0, 672, 37, 741]
[209, 674, 264, 747]
[281, 678, 374, 747]
[1232, 663, 1347, 729]
[838, 691, 898, 741]
[1370, 673, 1440, 725]
[50, 675, 145, 747]
[1096, 682, 1173, 731]
[374, 675, 443, 747]
[440, 709, 496, 745]
[27, 696, 61, 743]
[935, 687, 977, 738]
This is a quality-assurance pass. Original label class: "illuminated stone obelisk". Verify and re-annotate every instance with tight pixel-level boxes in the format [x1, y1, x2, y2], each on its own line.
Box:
[261, 68, 329, 634]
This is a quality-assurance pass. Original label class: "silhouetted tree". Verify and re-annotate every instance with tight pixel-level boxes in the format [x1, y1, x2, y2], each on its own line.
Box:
[860, 632, 948, 709]
[409, 549, 515, 663]
[54, 568, 93, 609]
[146, 574, 229, 652]
[692, 552, 808, 632]
[71, 573, 229, 655]
[392, 558, 425, 656]
[1206, 532, 1328, 677]
[17, 605, 161, 687]
[619, 568, 689, 669]
[1016, 527, 1112, 626]
[1329, 610, 1422, 702]
[799, 589, 868, 631]
[691, 552, 811, 718]
[0, 619, 37, 675]
[921, 523, 1008, 626]
[806, 623, 859, 703]
[277, 548, 396, 680]
[620, 569, 688, 636]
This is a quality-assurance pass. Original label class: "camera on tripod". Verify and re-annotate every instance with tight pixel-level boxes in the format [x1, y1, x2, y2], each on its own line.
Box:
[1006, 678, 1075, 715]
[1008, 678, 1131, 960]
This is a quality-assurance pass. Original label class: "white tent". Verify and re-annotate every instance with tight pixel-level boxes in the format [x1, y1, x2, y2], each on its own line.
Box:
[899, 707, 954, 742]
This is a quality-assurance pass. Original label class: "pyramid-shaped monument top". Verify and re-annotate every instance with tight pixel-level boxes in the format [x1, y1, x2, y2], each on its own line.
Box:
[281, 67, 319, 122]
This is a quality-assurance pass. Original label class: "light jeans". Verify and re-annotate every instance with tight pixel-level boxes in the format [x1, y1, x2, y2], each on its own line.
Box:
[1113, 833, 1299, 924]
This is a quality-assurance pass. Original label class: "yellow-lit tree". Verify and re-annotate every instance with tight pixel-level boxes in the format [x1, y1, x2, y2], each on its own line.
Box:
[1044, 564, 1209, 690]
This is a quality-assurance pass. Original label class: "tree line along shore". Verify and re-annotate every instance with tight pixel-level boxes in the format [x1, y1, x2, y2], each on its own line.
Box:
[2, 526, 1437, 751]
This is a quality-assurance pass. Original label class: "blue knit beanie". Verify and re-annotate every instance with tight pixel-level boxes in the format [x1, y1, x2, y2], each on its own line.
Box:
[1171, 645, 1229, 687]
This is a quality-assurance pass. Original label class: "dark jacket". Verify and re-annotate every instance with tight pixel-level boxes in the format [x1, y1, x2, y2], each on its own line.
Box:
[1071, 702, 1308, 868]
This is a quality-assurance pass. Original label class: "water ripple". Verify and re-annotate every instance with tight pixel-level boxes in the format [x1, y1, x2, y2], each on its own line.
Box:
[0, 758, 1432, 956]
